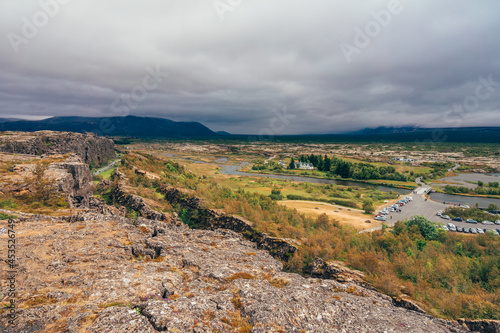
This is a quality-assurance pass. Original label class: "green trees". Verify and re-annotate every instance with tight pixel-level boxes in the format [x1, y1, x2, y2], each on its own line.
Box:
[290, 153, 409, 181]
[335, 160, 351, 178]
[488, 203, 499, 211]
[405, 215, 438, 240]
[362, 199, 375, 214]
[288, 157, 295, 169]
[32, 163, 56, 205]
[269, 189, 284, 201]
[444, 184, 500, 196]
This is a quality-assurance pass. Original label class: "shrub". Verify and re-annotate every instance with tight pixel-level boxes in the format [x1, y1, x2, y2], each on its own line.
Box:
[405, 216, 438, 240]
[362, 199, 375, 214]
[269, 189, 284, 201]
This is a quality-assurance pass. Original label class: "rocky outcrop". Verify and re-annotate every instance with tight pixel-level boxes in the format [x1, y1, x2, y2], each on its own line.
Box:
[0, 131, 115, 167]
[159, 184, 299, 261]
[309, 257, 373, 290]
[132, 166, 160, 180]
[0, 213, 473, 332]
[392, 295, 427, 314]
[457, 319, 500, 333]
[0, 152, 96, 208]
[0, 151, 124, 214]
[111, 183, 173, 222]
[309, 259, 432, 315]
[47, 155, 95, 208]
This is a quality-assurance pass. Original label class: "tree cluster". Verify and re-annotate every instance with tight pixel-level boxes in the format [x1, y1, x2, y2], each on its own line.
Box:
[294, 154, 410, 181]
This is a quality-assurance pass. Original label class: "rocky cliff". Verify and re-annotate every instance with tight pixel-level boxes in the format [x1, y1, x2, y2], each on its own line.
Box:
[48, 156, 94, 208]
[0, 212, 477, 332]
[0, 131, 115, 168]
[159, 184, 299, 261]
[110, 182, 174, 222]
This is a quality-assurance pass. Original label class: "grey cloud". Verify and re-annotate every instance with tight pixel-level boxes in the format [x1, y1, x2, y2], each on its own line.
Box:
[0, 0, 499, 134]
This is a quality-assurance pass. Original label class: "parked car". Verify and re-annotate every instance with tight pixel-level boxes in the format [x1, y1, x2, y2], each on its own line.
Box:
[447, 223, 456, 229]
[457, 227, 464, 232]
[463, 228, 470, 233]
[495, 220, 500, 225]
[477, 228, 485, 234]
[486, 229, 499, 236]
[470, 228, 477, 234]
[449, 226, 457, 232]
[466, 219, 478, 224]
[441, 215, 451, 220]
[482, 220, 494, 225]
[375, 216, 387, 221]
[437, 211, 443, 216]
[452, 217, 463, 222]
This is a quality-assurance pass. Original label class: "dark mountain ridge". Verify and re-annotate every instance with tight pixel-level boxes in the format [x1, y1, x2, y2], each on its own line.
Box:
[1, 116, 499, 142]
[0, 115, 219, 139]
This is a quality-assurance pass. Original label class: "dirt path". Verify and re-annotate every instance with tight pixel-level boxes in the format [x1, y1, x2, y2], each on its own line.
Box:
[92, 158, 121, 175]
[278, 200, 382, 230]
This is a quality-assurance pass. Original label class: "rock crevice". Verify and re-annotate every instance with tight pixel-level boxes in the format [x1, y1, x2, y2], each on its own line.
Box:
[159, 184, 299, 261]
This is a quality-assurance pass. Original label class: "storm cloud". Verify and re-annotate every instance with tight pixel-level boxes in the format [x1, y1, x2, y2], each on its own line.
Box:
[1, 0, 499, 134]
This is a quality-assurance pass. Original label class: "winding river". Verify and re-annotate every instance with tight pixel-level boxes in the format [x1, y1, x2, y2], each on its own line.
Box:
[218, 163, 411, 195]
[170, 155, 500, 208]
[219, 163, 500, 208]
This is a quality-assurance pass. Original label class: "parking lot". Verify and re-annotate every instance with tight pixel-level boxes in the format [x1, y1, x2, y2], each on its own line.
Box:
[379, 190, 500, 233]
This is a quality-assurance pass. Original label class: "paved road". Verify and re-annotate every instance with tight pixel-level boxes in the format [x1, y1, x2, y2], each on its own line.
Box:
[380, 191, 499, 232]
[92, 159, 121, 176]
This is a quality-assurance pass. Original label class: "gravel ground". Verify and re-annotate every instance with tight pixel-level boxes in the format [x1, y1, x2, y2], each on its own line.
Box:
[432, 173, 500, 189]
[382, 189, 499, 233]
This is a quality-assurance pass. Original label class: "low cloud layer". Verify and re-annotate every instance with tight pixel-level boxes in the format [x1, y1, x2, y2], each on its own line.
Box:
[1, 0, 499, 134]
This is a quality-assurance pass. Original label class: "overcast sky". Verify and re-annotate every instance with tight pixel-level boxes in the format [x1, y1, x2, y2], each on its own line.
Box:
[1, 0, 499, 134]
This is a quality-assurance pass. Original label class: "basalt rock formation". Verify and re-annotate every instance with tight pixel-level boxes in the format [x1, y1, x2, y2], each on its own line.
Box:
[0, 152, 95, 208]
[0, 131, 115, 168]
[110, 182, 173, 222]
[309, 258, 372, 290]
[47, 155, 95, 208]
[159, 184, 299, 261]
[0, 212, 475, 332]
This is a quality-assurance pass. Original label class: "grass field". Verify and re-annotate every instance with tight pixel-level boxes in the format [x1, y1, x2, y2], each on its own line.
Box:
[161, 156, 403, 229]
[99, 164, 119, 179]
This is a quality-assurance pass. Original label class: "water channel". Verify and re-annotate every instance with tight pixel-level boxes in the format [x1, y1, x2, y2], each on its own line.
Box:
[170, 155, 500, 209]
[218, 163, 500, 208]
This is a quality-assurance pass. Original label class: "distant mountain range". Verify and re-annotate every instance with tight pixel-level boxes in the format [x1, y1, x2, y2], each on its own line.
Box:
[0, 118, 24, 122]
[0, 116, 219, 138]
[344, 126, 500, 143]
[1, 117, 499, 142]
[237, 126, 500, 143]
